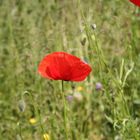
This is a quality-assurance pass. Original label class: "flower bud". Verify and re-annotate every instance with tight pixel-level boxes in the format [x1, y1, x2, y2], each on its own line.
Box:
[18, 100, 26, 112]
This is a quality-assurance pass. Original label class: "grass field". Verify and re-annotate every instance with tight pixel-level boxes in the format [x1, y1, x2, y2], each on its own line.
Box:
[0, 0, 140, 140]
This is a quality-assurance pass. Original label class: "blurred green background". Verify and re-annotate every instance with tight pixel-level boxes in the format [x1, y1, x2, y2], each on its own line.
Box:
[0, 0, 140, 140]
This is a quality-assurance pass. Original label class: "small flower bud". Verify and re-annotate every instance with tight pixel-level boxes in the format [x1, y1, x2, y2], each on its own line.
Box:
[91, 24, 96, 30]
[18, 100, 26, 112]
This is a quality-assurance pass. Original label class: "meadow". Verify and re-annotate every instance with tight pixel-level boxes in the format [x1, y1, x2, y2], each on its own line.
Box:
[0, 0, 140, 140]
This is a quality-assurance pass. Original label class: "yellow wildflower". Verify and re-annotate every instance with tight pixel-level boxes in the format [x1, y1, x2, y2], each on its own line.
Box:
[29, 118, 37, 124]
[43, 133, 50, 140]
[77, 86, 84, 92]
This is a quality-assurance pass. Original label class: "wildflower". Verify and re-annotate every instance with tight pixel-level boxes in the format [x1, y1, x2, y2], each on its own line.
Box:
[74, 92, 83, 102]
[66, 95, 74, 102]
[77, 86, 84, 92]
[43, 133, 50, 140]
[95, 82, 103, 91]
[129, 0, 140, 7]
[18, 100, 26, 112]
[38, 52, 92, 82]
[29, 118, 37, 124]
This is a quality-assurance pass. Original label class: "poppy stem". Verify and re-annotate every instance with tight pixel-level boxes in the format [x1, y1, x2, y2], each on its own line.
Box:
[61, 80, 68, 140]
[62, 80, 64, 92]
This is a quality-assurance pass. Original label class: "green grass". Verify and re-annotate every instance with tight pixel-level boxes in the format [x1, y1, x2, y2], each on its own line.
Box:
[0, 0, 140, 140]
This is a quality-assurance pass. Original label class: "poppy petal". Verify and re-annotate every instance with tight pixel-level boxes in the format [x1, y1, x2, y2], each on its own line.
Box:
[38, 55, 53, 79]
[70, 60, 92, 81]
[38, 52, 92, 82]
[129, 0, 140, 7]
[38, 53, 61, 80]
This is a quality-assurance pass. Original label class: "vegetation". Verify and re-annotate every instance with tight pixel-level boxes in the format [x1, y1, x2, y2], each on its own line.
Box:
[0, 0, 140, 139]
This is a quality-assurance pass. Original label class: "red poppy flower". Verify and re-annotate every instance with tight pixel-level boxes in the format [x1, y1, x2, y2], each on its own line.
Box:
[129, 0, 140, 7]
[38, 52, 92, 82]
